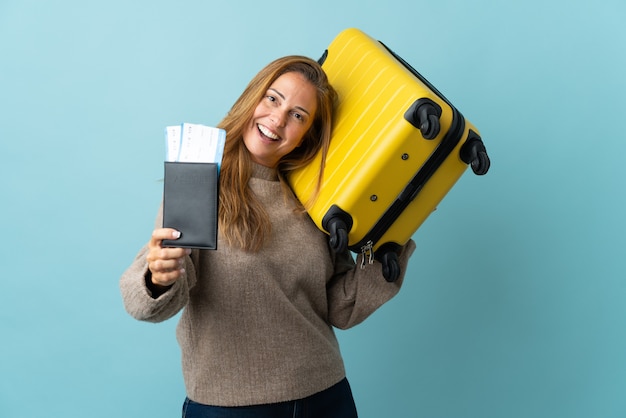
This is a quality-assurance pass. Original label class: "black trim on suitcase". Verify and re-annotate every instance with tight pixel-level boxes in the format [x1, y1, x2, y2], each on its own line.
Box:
[380, 42, 453, 109]
[347, 107, 466, 254]
[383, 42, 490, 176]
[320, 104, 465, 280]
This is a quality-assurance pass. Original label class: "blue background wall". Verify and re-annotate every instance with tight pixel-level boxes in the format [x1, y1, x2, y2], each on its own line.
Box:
[2, 0, 625, 417]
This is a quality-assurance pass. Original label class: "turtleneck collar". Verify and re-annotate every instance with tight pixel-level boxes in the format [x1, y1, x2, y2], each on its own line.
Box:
[251, 163, 279, 182]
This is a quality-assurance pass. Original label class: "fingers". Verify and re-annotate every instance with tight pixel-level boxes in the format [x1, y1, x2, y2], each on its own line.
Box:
[149, 260, 186, 287]
[147, 228, 191, 287]
[150, 228, 182, 244]
[148, 254, 185, 275]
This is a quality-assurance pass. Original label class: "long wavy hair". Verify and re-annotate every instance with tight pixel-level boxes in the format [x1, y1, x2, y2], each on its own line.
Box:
[216, 56, 337, 252]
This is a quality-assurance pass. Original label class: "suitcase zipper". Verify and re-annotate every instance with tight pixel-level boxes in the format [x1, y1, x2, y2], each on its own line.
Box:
[360, 240, 375, 268]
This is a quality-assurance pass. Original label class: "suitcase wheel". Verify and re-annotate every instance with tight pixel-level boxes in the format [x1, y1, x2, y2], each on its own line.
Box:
[375, 243, 402, 282]
[380, 251, 400, 282]
[404, 98, 442, 140]
[328, 222, 348, 254]
[460, 131, 490, 175]
[322, 205, 353, 254]
[472, 150, 490, 175]
[420, 114, 440, 140]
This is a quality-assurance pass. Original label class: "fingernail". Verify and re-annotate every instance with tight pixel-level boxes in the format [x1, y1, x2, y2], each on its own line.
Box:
[173, 230, 181, 239]
[185, 249, 192, 255]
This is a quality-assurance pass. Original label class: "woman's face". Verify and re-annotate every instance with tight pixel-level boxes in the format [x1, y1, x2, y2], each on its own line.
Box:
[243, 71, 318, 168]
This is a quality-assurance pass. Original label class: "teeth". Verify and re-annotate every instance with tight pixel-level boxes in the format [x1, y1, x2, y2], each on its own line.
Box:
[258, 124, 280, 140]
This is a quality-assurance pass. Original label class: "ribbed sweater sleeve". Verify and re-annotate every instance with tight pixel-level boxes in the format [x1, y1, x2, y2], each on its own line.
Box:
[327, 240, 416, 330]
[119, 207, 197, 323]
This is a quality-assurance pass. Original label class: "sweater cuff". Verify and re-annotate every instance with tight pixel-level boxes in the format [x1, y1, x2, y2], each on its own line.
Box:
[144, 271, 174, 299]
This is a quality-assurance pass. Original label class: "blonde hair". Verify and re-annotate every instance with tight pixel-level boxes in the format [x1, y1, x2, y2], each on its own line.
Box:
[216, 55, 337, 252]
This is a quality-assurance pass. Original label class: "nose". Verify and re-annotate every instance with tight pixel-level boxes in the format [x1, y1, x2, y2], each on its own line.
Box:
[271, 109, 287, 128]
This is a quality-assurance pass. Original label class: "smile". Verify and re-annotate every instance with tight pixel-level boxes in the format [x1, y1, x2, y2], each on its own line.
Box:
[257, 124, 281, 141]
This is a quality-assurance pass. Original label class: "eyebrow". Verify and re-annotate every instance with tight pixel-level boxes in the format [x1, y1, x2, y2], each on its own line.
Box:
[268, 88, 311, 116]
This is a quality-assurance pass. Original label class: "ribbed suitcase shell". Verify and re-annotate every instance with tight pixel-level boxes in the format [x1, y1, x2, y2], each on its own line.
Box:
[288, 28, 487, 277]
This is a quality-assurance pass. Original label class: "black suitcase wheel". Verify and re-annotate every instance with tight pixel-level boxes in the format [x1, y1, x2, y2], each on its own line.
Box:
[460, 134, 490, 175]
[420, 113, 440, 140]
[381, 251, 400, 282]
[328, 223, 348, 254]
[322, 206, 353, 254]
[471, 149, 490, 175]
[404, 98, 442, 140]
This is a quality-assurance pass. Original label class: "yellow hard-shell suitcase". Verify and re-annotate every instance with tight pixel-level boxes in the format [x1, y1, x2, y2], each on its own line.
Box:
[288, 28, 490, 281]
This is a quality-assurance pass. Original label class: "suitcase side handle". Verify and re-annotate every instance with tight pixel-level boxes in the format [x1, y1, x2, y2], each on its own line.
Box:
[318, 49, 328, 65]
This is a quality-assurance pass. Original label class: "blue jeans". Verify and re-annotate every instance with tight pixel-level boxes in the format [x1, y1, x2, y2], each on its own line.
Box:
[181, 378, 358, 418]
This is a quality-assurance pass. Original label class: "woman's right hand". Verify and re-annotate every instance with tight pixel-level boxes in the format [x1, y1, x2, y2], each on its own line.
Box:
[146, 228, 191, 287]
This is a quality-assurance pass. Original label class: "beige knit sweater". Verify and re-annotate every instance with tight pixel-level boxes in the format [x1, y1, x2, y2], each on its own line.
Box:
[120, 163, 416, 407]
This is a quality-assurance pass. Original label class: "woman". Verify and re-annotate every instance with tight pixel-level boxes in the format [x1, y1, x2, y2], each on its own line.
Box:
[120, 55, 416, 418]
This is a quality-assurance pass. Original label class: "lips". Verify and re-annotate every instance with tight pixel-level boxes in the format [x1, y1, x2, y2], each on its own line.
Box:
[257, 124, 281, 141]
